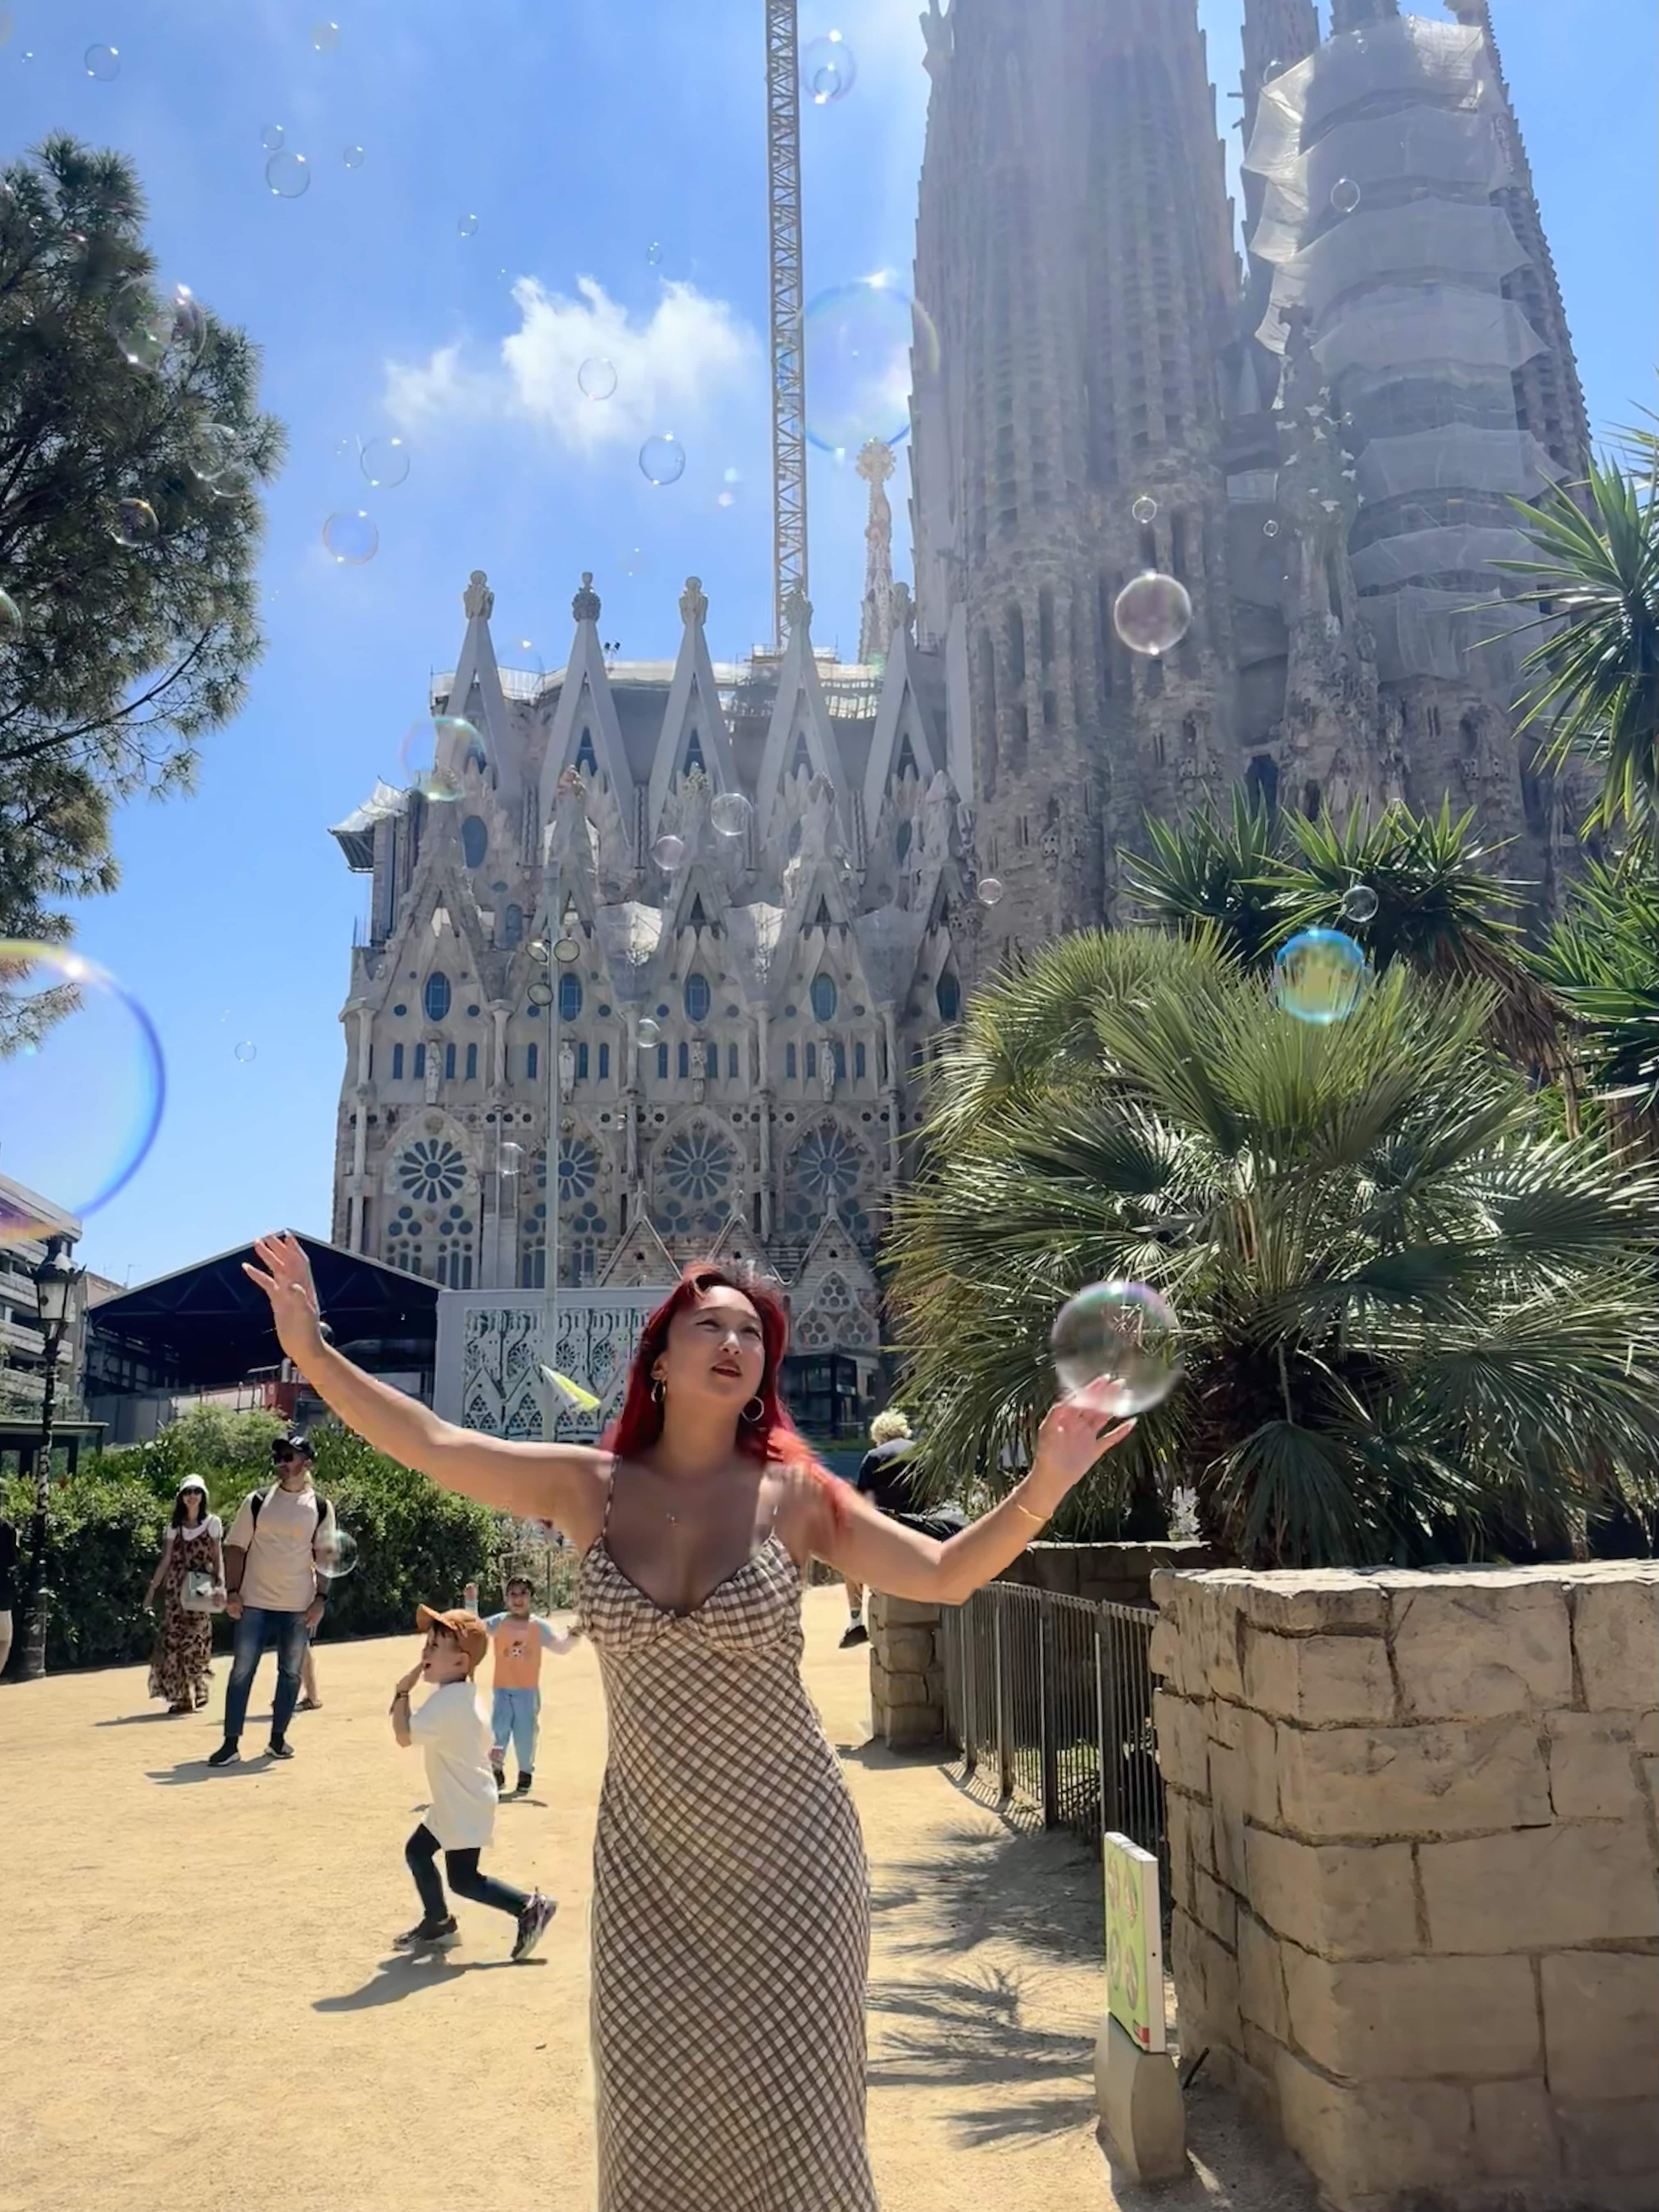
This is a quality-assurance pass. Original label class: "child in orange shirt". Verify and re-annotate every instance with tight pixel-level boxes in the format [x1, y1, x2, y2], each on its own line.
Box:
[463, 1573, 581, 1797]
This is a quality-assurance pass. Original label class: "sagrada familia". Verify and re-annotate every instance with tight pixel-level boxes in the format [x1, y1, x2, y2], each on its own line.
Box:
[329, 0, 1589, 1418]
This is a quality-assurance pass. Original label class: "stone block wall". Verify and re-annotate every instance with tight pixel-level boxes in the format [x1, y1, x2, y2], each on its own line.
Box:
[996, 1539, 1216, 1610]
[868, 1590, 947, 1748]
[1149, 1564, 1659, 2212]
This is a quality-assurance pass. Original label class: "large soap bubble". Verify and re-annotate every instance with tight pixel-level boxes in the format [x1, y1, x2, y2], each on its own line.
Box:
[1050, 1282, 1181, 1414]
[803, 278, 939, 456]
[1272, 929, 1368, 1025]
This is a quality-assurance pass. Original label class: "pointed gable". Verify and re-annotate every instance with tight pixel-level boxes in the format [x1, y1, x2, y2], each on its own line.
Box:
[597, 1218, 677, 1288]
[648, 575, 742, 836]
[860, 621, 946, 836]
[540, 575, 635, 862]
[755, 594, 853, 850]
[436, 569, 518, 806]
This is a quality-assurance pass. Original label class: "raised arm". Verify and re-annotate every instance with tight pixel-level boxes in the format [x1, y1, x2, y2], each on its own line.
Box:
[810, 1389, 1135, 1607]
[242, 1233, 610, 1545]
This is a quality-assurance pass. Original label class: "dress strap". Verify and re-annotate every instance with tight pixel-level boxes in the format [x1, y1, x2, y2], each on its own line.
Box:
[600, 1454, 618, 1537]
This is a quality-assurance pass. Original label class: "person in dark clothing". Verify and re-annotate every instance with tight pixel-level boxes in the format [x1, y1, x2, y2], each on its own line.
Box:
[839, 1411, 965, 1647]
[0, 1514, 17, 1678]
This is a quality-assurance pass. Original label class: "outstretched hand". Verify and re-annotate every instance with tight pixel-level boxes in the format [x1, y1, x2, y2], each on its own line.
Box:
[1027, 1380, 1137, 1510]
[242, 1232, 325, 1366]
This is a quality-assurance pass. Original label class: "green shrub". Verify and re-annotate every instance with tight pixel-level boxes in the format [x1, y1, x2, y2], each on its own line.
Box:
[0, 1472, 169, 1672]
[301, 1430, 497, 1641]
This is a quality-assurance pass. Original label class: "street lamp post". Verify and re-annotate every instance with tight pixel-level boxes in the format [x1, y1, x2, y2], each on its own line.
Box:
[22, 1234, 84, 1681]
[526, 853, 582, 1429]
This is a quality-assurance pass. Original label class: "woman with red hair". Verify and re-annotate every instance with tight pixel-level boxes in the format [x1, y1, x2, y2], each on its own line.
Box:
[244, 1235, 1132, 2212]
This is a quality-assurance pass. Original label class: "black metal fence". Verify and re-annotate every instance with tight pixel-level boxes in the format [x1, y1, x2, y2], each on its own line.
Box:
[939, 1583, 1166, 1890]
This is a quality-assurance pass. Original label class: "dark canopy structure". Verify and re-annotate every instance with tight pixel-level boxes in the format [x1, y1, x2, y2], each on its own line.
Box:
[86, 1236, 438, 1414]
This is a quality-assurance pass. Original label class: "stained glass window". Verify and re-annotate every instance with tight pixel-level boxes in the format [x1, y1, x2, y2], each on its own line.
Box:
[424, 972, 451, 1022]
[397, 1138, 466, 1203]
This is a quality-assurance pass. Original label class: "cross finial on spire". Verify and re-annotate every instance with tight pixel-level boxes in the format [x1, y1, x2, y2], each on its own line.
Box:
[463, 568, 494, 619]
[572, 571, 601, 623]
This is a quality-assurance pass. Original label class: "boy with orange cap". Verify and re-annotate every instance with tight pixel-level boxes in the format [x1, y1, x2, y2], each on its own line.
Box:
[388, 1605, 557, 1957]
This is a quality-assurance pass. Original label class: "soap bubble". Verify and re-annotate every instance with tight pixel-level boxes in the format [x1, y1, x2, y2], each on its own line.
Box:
[322, 510, 377, 564]
[84, 43, 119, 80]
[1330, 176, 1362, 215]
[717, 465, 742, 509]
[1112, 572, 1192, 657]
[261, 123, 285, 152]
[636, 1017, 662, 1047]
[578, 356, 617, 400]
[111, 498, 158, 548]
[652, 834, 687, 871]
[1339, 883, 1379, 926]
[314, 1526, 357, 1580]
[1263, 518, 1280, 539]
[711, 792, 753, 837]
[0, 589, 23, 644]
[1131, 495, 1157, 526]
[1272, 928, 1368, 1025]
[342, 144, 365, 170]
[457, 212, 478, 238]
[399, 715, 478, 802]
[265, 150, 310, 198]
[976, 877, 1005, 908]
[0, 942, 167, 1246]
[623, 548, 646, 577]
[1050, 1282, 1181, 1413]
[312, 19, 340, 51]
[108, 281, 207, 374]
[639, 434, 686, 487]
[360, 436, 410, 488]
[801, 31, 856, 103]
[500, 1141, 525, 1177]
[186, 422, 238, 483]
[233, 1039, 257, 1063]
[645, 240, 664, 267]
[803, 278, 939, 456]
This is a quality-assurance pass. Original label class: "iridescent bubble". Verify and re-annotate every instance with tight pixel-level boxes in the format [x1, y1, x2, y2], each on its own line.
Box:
[312, 19, 340, 51]
[0, 589, 23, 644]
[803, 278, 939, 455]
[342, 144, 365, 170]
[399, 714, 479, 802]
[111, 498, 158, 548]
[645, 240, 664, 267]
[639, 434, 686, 487]
[1131, 495, 1157, 526]
[1340, 883, 1379, 926]
[801, 31, 856, 104]
[361, 436, 410, 488]
[234, 1039, 258, 1063]
[577, 356, 617, 400]
[0, 941, 167, 1245]
[1263, 518, 1280, 539]
[1112, 572, 1192, 657]
[322, 510, 378, 564]
[710, 791, 753, 837]
[717, 465, 741, 510]
[1330, 176, 1362, 216]
[652, 834, 687, 871]
[313, 1526, 357, 1580]
[457, 212, 479, 239]
[1050, 1281, 1182, 1413]
[500, 1140, 525, 1177]
[265, 150, 310, 199]
[976, 876, 1005, 908]
[636, 1017, 662, 1047]
[1272, 928, 1368, 1025]
[185, 422, 238, 482]
[84, 43, 119, 80]
[261, 123, 285, 152]
[108, 280, 207, 374]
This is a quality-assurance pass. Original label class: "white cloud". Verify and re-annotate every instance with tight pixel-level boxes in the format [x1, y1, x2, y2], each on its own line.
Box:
[383, 276, 764, 460]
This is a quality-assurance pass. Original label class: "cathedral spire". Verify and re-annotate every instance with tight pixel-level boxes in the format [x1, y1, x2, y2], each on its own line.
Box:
[856, 439, 898, 666]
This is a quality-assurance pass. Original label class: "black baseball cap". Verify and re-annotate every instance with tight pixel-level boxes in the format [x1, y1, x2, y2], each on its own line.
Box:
[272, 1433, 315, 1462]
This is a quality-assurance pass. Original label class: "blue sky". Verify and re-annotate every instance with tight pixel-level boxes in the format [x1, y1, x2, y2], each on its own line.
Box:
[2, 0, 1654, 1287]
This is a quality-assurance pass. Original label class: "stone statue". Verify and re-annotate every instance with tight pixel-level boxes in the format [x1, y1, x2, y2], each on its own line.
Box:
[783, 585, 814, 640]
[572, 570, 601, 624]
[558, 1040, 576, 1102]
[679, 575, 709, 629]
[799, 772, 835, 861]
[463, 569, 494, 620]
[819, 1043, 837, 1101]
[424, 1044, 442, 1105]
[921, 769, 954, 862]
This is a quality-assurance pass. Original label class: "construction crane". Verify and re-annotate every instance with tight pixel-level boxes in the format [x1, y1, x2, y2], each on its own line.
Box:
[765, 0, 807, 649]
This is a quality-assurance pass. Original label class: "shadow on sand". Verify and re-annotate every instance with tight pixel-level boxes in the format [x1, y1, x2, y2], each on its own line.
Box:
[313, 1956, 545, 2011]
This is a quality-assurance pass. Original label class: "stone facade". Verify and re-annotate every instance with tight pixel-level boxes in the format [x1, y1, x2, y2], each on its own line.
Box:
[1150, 1563, 1659, 2211]
[868, 1589, 947, 1748]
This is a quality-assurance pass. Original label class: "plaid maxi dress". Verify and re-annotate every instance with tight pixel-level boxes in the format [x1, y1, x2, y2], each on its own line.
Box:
[577, 1477, 877, 2212]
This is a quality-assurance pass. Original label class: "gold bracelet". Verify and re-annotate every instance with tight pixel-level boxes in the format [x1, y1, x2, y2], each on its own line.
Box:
[1010, 1494, 1049, 1526]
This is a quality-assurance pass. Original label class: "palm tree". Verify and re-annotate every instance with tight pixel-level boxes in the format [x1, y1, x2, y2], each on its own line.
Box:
[888, 934, 1659, 1568]
[1535, 856, 1659, 1155]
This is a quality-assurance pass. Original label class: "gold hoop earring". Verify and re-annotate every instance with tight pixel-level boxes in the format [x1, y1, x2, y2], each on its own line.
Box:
[650, 1378, 665, 1407]
[741, 1396, 765, 1423]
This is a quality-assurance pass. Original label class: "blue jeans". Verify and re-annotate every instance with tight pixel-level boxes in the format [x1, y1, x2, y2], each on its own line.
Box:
[490, 1685, 540, 1776]
[222, 1605, 309, 1745]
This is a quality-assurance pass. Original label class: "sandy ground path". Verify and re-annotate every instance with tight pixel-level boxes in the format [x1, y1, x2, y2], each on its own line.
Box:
[1, 1584, 1314, 2212]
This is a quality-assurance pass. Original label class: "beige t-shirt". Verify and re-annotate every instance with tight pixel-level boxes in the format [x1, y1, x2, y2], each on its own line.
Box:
[225, 1485, 333, 1612]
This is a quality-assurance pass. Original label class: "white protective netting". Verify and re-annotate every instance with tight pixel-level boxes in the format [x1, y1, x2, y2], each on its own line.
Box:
[1249, 105, 1511, 265]
[1312, 287, 1544, 381]
[1260, 202, 1529, 352]
[1353, 426, 1563, 502]
[1247, 18, 1496, 186]
[1349, 524, 1536, 591]
[1362, 585, 1532, 686]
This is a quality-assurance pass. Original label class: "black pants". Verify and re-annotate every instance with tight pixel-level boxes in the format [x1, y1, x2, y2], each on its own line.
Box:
[404, 1823, 527, 1923]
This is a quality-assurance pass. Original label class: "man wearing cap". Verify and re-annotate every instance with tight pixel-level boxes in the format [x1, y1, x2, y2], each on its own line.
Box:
[209, 1434, 335, 1767]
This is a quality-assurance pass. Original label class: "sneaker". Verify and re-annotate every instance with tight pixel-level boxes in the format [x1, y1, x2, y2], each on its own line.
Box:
[266, 1735, 294, 1760]
[840, 1621, 869, 1649]
[489, 1762, 506, 1791]
[511, 1890, 557, 1962]
[393, 1916, 459, 1952]
[514, 1772, 533, 1796]
[208, 1740, 240, 1767]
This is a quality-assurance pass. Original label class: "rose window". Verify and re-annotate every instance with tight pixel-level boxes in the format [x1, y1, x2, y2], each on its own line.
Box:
[785, 1122, 869, 1238]
[558, 1136, 599, 1203]
[397, 1139, 466, 1203]
[662, 1124, 735, 1203]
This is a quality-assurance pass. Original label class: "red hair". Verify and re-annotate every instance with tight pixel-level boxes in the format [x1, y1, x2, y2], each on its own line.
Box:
[603, 1265, 849, 1527]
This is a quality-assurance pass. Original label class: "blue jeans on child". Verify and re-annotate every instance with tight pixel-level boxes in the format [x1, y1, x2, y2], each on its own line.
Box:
[491, 1685, 540, 1775]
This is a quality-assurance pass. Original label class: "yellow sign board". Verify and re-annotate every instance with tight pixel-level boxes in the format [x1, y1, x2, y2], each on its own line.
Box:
[1103, 1830, 1165, 2054]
